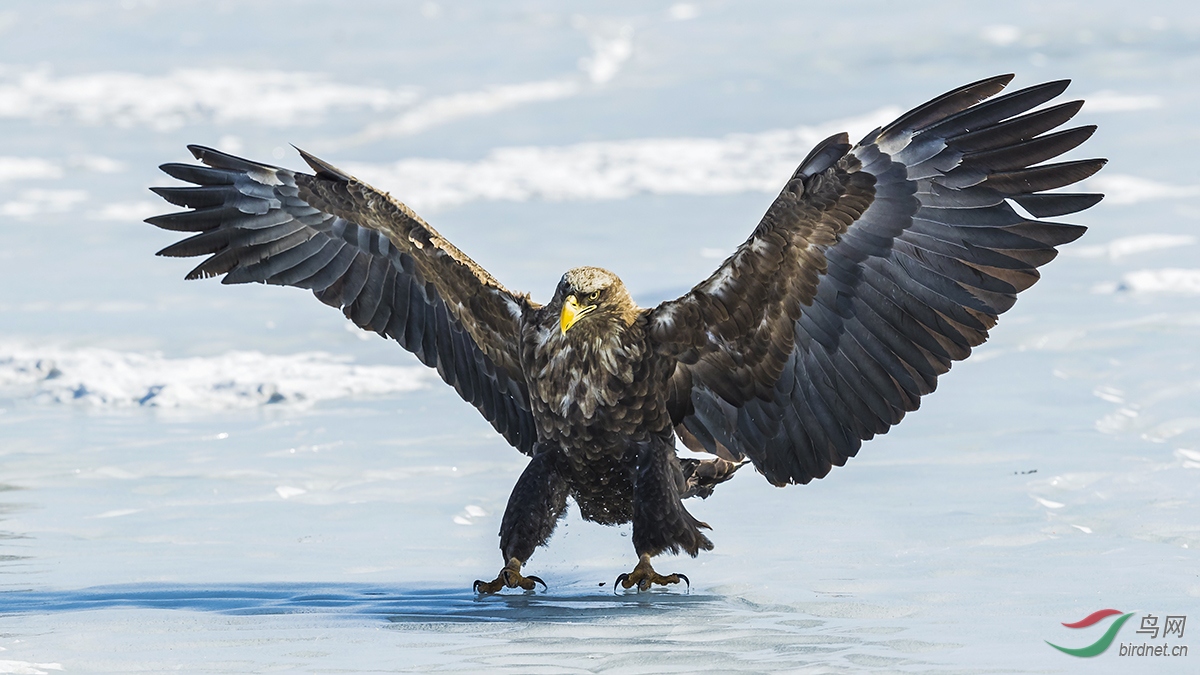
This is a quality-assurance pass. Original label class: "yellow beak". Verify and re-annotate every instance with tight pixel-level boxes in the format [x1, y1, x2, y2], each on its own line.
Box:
[559, 295, 596, 335]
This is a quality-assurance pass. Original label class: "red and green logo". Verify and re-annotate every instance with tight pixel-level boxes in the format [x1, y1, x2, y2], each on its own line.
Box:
[1046, 609, 1134, 657]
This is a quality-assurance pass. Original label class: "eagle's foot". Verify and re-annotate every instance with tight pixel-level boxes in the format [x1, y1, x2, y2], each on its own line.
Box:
[473, 557, 546, 594]
[615, 554, 690, 593]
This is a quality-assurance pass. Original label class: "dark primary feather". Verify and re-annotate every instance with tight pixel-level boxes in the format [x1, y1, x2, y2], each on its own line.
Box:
[650, 75, 1104, 486]
[147, 145, 539, 453]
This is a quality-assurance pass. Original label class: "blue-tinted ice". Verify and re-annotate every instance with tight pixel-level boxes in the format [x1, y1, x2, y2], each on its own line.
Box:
[0, 1, 1197, 672]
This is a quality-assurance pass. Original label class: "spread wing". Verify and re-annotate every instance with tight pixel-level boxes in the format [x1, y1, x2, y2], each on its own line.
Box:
[147, 145, 538, 453]
[649, 75, 1104, 486]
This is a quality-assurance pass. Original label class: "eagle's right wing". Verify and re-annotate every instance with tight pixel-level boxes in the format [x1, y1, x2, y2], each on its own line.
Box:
[649, 76, 1104, 486]
[148, 145, 539, 453]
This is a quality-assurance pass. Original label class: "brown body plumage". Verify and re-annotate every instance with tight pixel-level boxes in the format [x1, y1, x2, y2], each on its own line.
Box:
[145, 75, 1105, 591]
[515, 268, 712, 559]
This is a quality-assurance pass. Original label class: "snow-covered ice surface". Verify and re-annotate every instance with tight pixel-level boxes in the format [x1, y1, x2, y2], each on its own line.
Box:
[1, 1, 1198, 672]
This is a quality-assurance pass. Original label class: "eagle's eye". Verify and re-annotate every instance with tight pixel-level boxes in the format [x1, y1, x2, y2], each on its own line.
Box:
[588, 291, 600, 302]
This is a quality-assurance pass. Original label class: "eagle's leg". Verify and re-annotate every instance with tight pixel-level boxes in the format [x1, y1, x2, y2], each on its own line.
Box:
[616, 553, 690, 591]
[473, 556, 544, 594]
[617, 441, 713, 592]
[473, 446, 568, 594]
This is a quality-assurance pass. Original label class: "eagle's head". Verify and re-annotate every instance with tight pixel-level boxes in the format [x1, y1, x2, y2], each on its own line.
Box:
[553, 267, 639, 336]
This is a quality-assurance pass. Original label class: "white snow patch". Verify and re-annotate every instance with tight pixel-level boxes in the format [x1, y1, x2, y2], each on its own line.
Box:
[668, 3, 699, 21]
[0, 66, 417, 131]
[351, 23, 632, 141]
[980, 25, 1021, 46]
[217, 135, 245, 153]
[1034, 497, 1065, 509]
[1117, 268, 1200, 294]
[0, 343, 430, 410]
[356, 79, 581, 140]
[0, 154, 122, 185]
[1177, 448, 1200, 469]
[89, 200, 162, 221]
[275, 486, 307, 499]
[89, 509, 140, 519]
[1085, 173, 1200, 205]
[68, 154, 125, 173]
[0, 156, 62, 182]
[0, 189, 87, 218]
[1082, 90, 1163, 113]
[1144, 418, 1200, 443]
[0, 661, 64, 675]
[579, 24, 634, 84]
[349, 107, 899, 210]
[1069, 234, 1196, 259]
[1096, 407, 1141, 434]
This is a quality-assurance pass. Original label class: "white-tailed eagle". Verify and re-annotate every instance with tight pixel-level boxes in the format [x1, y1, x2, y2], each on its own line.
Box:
[147, 75, 1104, 592]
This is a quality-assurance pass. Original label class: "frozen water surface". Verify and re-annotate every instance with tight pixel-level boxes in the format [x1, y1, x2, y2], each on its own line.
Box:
[1, 1, 1198, 672]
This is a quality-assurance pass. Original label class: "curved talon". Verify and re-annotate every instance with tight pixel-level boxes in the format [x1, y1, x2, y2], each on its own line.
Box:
[614, 556, 691, 593]
[473, 576, 505, 594]
[474, 559, 544, 594]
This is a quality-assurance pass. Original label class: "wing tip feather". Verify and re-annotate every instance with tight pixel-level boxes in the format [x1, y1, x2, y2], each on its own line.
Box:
[796, 132, 851, 178]
[294, 145, 352, 182]
[880, 73, 1017, 142]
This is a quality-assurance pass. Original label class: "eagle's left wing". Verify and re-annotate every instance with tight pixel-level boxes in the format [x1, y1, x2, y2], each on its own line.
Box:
[148, 146, 539, 453]
[649, 75, 1104, 486]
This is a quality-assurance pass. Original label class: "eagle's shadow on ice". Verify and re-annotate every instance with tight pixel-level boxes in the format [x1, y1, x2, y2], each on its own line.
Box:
[0, 582, 718, 623]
